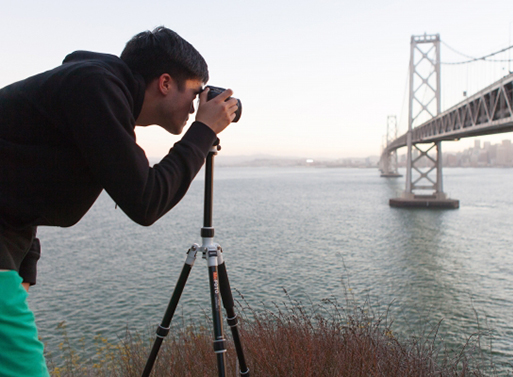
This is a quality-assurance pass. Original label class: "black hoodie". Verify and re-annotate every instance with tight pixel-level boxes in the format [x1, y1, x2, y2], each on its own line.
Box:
[0, 51, 216, 272]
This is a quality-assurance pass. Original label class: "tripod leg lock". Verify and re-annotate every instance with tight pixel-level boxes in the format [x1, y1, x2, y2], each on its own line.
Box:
[185, 243, 199, 266]
[213, 338, 227, 354]
[156, 325, 170, 339]
[227, 314, 239, 328]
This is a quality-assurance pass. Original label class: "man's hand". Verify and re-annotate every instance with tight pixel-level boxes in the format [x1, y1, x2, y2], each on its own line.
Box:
[195, 88, 239, 134]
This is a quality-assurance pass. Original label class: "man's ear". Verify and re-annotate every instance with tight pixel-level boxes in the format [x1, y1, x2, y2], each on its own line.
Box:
[157, 73, 175, 95]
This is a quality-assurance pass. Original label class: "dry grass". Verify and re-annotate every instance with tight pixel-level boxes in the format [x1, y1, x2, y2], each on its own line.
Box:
[46, 290, 506, 377]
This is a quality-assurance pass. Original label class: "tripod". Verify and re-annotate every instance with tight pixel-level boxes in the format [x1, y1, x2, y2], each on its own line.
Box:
[142, 143, 249, 377]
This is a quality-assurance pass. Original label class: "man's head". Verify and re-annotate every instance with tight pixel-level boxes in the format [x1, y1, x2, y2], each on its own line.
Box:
[120, 26, 209, 88]
[124, 27, 208, 134]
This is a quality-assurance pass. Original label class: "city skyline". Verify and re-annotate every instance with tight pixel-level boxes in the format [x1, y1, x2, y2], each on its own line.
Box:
[391, 138, 513, 168]
[443, 138, 513, 167]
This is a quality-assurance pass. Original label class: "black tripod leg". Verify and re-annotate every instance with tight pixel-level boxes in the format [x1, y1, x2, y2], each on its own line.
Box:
[217, 259, 250, 376]
[207, 247, 227, 377]
[141, 245, 199, 377]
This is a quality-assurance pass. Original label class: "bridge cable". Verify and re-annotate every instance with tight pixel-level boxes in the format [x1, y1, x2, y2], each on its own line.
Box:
[440, 41, 513, 65]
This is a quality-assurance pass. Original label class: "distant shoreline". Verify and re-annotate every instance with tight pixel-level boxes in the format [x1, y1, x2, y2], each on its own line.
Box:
[149, 155, 513, 168]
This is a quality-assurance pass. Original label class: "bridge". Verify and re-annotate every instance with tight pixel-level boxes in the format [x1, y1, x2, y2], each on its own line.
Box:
[380, 34, 513, 208]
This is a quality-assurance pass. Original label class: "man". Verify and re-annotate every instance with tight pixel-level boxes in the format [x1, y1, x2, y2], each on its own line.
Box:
[0, 26, 239, 376]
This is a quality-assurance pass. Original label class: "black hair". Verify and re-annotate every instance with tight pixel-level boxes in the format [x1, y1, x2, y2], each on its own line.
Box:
[120, 26, 209, 87]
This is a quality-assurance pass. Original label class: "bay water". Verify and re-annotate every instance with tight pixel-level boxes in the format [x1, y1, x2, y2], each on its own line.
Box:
[30, 166, 513, 371]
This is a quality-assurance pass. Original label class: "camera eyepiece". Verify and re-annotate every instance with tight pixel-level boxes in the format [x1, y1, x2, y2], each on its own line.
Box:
[205, 85, 242, 123]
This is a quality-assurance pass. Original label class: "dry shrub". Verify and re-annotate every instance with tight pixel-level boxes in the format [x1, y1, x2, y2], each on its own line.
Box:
[48, 290, 503, 376]
[236, 290, 488, 377]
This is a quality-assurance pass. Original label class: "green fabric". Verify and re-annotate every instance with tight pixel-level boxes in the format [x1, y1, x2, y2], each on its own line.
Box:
[0, 270, 49, 376]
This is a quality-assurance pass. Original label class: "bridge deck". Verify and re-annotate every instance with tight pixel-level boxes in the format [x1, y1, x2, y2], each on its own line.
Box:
[386, 72, 513, 152]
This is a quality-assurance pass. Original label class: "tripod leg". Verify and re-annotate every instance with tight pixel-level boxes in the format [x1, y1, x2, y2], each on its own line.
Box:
[217, 254, 250, 376]
[206, 246, 227, 377]
[141, 244, 199, 377]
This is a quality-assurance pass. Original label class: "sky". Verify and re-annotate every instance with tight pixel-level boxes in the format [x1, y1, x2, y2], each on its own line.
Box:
[1, 0, 513, 160]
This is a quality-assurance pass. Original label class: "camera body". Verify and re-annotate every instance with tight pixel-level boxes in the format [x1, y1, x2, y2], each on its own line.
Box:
[205, 86, 242, 123]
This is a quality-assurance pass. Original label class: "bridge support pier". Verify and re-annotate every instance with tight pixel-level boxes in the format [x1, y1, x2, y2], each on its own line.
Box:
[389, 197, 459, 208]
[380, 116, 402, 177]
[390, 141, 459, 208]
[380, 150, 402, 178]
[389, 33, 458, 209]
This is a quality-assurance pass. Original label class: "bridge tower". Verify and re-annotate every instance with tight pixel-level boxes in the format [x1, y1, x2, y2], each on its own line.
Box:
[390, 33, 458, 208]
[380, 115, 402, 177]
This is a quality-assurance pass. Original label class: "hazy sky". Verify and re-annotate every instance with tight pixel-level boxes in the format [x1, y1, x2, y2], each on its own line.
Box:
[1, 0, 512, 159]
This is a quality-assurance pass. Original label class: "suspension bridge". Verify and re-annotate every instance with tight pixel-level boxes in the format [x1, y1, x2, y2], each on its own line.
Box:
[379, 33, 513, 208]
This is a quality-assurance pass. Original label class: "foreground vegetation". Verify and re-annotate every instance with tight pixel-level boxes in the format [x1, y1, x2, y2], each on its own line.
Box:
[46, 290, 508, 376]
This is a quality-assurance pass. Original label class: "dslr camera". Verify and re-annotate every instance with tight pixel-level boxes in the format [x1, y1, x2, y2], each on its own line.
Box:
[205, 86, 242, 123]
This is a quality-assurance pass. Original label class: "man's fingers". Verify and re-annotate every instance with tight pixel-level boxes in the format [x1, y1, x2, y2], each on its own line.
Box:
[214, 88, 234, 102]
[199, 87, 210, 103]
[227, 99, 239, 113]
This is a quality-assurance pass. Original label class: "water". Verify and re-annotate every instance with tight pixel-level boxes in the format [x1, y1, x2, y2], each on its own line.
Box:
[30, 167, 513, 371]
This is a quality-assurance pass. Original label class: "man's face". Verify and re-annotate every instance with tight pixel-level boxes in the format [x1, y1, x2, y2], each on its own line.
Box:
[158, 78, 204, 135]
